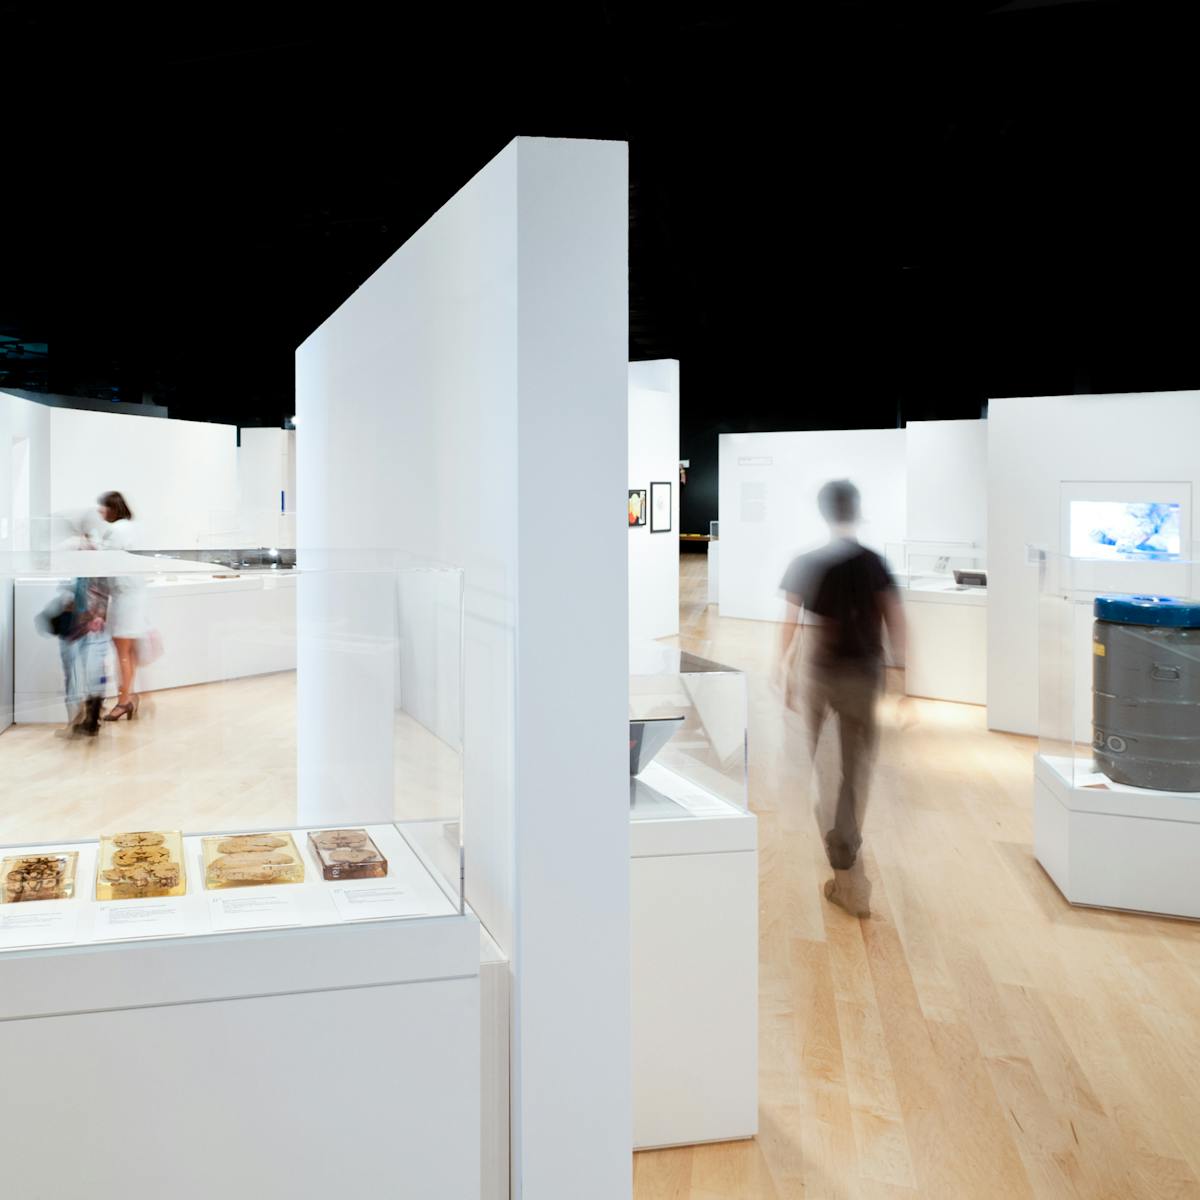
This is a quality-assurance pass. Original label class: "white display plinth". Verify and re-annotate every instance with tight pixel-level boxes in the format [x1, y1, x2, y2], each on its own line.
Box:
[707, 542, 720, 606]
[1034, 754, 1200, 920]
[900, 579, 987, 705]
[630, 762, 758, 1149]
[0, 910, 480, 1199]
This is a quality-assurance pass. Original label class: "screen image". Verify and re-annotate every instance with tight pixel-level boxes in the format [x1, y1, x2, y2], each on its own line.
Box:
[1069, 500, 1181, 560]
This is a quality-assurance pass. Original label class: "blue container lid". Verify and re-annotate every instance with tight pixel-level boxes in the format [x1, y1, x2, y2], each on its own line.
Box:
[1095, 595, 1200, 628]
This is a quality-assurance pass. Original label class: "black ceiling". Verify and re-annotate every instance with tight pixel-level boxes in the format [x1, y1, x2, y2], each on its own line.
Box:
[3, 0, 1199, 520]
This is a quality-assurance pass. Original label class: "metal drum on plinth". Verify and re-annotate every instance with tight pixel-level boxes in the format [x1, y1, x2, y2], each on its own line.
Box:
[1093, 594, 1200, 792]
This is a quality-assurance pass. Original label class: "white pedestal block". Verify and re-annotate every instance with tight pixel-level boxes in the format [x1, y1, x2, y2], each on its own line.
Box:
[708, 542, 720, 606]
[1035, 754, 1200, 919]
[901, 583, 986, 705]
[0, 914, 481, 1199]
[630, 765, 758, 1149]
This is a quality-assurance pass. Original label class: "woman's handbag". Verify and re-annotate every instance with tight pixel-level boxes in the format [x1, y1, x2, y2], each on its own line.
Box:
[137, 629, 164, 666]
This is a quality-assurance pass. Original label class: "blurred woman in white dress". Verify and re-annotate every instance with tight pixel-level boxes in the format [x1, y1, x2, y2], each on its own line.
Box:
[98, 490, 147, 720]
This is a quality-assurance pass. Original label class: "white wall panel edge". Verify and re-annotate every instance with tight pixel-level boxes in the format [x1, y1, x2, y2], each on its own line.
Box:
[512, 136, 631, 1200]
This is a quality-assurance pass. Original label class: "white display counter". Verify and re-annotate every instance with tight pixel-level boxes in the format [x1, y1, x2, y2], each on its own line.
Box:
[13, 569, 296, 722]
[0, 822, 481, 1199]
[899, 577, 987, 706]
[1034, 755, 1200, 920]
[630, 760, 758, 1149]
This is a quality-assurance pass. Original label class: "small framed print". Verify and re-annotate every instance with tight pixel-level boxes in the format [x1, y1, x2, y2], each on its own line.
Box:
[650, 481, 672, 533]
[628, 489, 647, 527]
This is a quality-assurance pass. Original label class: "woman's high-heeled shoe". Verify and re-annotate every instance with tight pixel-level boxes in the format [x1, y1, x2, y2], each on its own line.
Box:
[104, 696, 140, 722]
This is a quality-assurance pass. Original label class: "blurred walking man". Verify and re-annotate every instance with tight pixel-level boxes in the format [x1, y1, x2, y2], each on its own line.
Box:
[777, 479, 907, 917]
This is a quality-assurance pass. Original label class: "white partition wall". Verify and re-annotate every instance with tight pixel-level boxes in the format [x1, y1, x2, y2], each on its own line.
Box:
[237, 426, 296, 548]
[296, 137, 631, 1199]
[0, 392, 292, 556]
[47, 407, 239, 548]
[718, 428, 908, 621]
[988, 391, 1200, 735]
[905, 418, 987, 545]
[628, 360, 679, 643]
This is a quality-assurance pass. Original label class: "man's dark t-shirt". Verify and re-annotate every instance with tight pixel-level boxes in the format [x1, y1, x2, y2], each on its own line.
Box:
[780, 540, 895, 665]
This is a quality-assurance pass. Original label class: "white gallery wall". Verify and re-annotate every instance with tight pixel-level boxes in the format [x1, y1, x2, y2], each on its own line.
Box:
[906, 418, 988, 546]
[0, 390, 295, 733]
[238, 426, 296, 547]
[988, 390, 1200, 735]
[47, 407, 239, 549]
[718, 428, 908, 622]
[296, 138, 631, 1200]
[628, 360, 679, 643]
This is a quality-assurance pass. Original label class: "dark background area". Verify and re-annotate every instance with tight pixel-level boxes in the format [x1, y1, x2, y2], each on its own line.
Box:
[3, 0, 1199, 533]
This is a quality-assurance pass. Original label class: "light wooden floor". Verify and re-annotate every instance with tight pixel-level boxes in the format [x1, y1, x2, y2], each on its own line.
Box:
[0, 672, 460, 846]
[4, 561, 1199, 1198]
[633, 553, 1200, 1200]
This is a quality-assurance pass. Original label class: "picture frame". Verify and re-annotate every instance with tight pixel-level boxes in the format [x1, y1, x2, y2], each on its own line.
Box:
[650, 481, 672, 533]
[628, 488, 647, 527]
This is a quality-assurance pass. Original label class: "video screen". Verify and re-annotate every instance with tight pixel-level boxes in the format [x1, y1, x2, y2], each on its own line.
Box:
[1069, 500, 1181, 560]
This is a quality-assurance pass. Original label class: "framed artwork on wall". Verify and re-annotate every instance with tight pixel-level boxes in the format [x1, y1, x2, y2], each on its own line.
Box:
[650, 481, 672, 533]
[629, 488, 647, 527]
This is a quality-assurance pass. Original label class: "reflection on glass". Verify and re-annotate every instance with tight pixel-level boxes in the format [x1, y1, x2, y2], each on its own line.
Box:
[0, 550, 467, 948]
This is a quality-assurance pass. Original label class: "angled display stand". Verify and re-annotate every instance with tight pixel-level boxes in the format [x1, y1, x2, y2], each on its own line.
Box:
[0, 551, 480, 1200]
[630, 646, 758, 1149]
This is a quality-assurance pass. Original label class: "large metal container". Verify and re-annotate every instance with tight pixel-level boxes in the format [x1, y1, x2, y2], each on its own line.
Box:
[1093, 595, 1200, 792]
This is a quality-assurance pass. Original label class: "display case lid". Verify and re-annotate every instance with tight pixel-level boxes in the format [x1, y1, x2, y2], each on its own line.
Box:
[1094, 594, 1200, 628]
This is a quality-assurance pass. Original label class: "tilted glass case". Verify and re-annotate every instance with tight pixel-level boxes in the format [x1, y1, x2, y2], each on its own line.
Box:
[629, 644, 748, 823]
[1035, 543, 1200, 793]
[885, 539, 987, 593]
[0, 547, 465, 951]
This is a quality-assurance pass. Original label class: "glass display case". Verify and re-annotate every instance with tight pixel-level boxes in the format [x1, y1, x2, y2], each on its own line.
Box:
[885, 539, 987, 592]
[0, 547, 465, 951]
[1035, 543, 1200, 793]
[629, 644, 748, 822]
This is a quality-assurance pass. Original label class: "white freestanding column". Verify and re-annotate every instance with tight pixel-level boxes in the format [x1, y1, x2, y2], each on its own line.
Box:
[628, 360, 680, 642]
[296, 138, 631, 1199]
